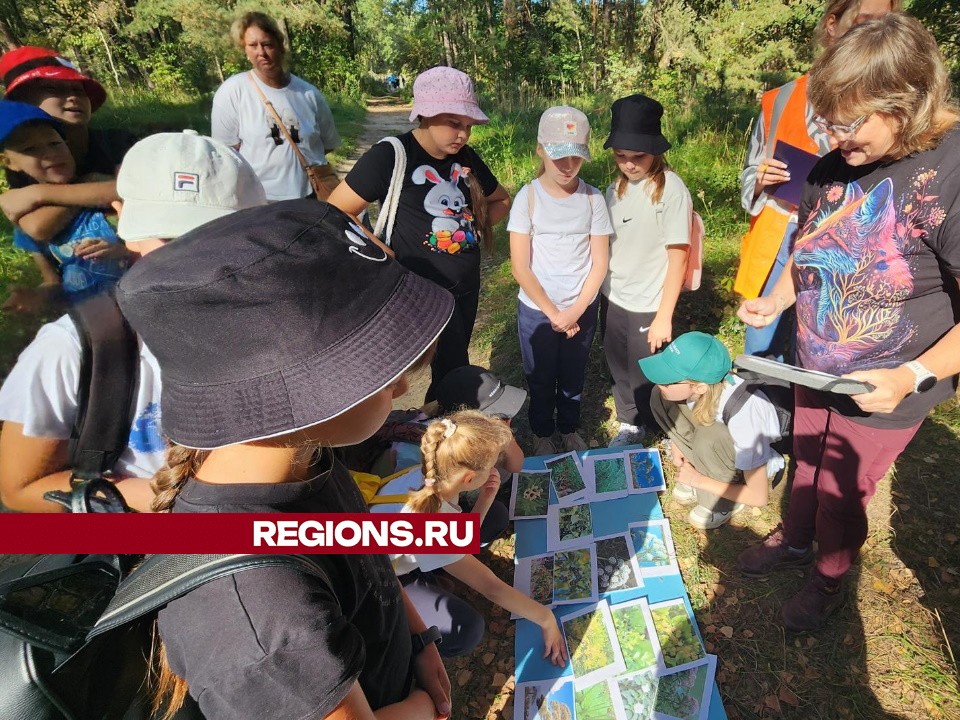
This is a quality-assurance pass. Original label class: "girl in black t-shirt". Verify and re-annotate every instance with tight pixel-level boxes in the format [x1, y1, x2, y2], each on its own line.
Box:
[117, 201, 456, 720]
[328, 67, 511, 400]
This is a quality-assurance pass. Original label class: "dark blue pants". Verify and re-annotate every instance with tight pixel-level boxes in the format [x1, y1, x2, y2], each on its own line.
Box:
[517, 297, 599, 437]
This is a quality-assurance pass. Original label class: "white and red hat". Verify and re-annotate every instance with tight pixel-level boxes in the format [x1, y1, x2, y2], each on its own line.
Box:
[0, 46, 107, 112]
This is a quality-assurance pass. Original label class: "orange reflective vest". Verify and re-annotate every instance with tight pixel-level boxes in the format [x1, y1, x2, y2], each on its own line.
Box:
[734, 74, 821, 299]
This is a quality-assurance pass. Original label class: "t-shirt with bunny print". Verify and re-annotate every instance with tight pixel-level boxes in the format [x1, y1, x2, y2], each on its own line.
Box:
[345, 130, 498, 296]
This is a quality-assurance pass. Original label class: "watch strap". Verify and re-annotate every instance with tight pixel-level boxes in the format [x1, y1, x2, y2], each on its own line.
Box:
[904, 360, 936, 393]
[412, 625, 442, 654]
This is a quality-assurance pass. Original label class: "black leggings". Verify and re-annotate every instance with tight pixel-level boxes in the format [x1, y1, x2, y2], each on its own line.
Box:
[426, 287, 480, 401]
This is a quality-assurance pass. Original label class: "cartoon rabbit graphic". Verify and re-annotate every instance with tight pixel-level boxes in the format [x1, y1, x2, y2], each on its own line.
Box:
[412, 163, 477, 254]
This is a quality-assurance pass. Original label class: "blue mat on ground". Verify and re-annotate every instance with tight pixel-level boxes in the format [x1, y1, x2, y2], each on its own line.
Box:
[513, 446, 726, 719]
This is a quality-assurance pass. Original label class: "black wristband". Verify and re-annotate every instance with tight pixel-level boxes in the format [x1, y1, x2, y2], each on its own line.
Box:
[411, 625, 442, 655]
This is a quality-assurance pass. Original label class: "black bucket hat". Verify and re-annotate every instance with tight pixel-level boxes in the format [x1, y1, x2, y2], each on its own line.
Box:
[603, 94, 672, 155]
[117, 200, 454, 449]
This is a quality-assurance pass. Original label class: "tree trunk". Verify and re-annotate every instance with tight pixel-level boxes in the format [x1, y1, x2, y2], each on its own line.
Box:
[0, 17, 20, 49]
[95, 25, 122, 88]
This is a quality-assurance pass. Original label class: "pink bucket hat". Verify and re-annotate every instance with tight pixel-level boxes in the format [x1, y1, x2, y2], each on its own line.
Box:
[408, 66, 488, 124]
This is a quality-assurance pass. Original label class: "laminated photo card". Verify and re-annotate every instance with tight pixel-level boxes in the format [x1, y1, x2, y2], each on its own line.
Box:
[514, 677, 576, 720]
[575, 679, 619, 720]
[594, 532, 644, 596]
[560, 600, 627, 690]
[610, 668, 659, 720]
[625, 449, 666, 493]
[547, 501, 594, 551]
[512, 553, 555, 618]
[627, 519, 679, 578]
[545, 452, 588, 506]
[652, 654, 717, 720]
[552, 545, 599, 605]
[583, 453, 630, 501]
[510, 469, 551, 519]
[609, 596, 662, 675]
[648, 598, 706, 673]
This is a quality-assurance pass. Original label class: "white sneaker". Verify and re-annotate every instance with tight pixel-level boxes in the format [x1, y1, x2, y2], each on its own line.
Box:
[672, 482, 697, 506]
[688, 503, 747, 530]
[532, 436, 556, 456]
[561, 432, 588, 452]
[609, 423, 645, 447]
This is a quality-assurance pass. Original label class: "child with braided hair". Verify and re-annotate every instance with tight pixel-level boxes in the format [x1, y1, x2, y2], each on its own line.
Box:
[394, 410, 568, 664]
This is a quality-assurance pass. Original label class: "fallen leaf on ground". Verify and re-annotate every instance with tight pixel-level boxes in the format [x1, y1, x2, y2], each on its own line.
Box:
[928, 556, 940, 568]
[482, 653, 494, 665]
[742, 629, 754, 638]
[457, 670, 472, 687]
[763, 694, 782, 713]
[778, 686, 801, 706]
[720, 625, 734, 638]
[945, 533, 958, 544]
[492, 672, 507, 686]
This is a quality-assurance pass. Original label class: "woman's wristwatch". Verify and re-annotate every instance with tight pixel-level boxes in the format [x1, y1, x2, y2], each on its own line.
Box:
[904, 360, 937, 393]
[412, 626, 443, 654]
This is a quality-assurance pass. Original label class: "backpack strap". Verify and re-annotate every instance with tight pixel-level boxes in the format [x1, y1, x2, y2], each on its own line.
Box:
[373, 137, 406, 245]
[721, 381, 754, 427]
[66, 293, 140, 480]
[88, 554, 332, 641]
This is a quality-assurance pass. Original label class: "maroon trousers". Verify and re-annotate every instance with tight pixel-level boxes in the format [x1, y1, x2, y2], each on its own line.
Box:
[784, 386, 920, 581]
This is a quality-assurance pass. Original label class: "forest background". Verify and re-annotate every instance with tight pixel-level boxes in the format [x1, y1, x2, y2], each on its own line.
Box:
[1, 0, 959, 718]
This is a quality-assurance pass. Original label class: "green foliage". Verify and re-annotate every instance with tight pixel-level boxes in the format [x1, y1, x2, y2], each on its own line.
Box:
[574, 681, 616, 720]
[564, 610, 616, 679]
[650, 603, 705, 669]
[552, 548, 592, 602]
[654, 665, 708, 720]
[611, 604, 657, 672]
[514, 471, 550, 517]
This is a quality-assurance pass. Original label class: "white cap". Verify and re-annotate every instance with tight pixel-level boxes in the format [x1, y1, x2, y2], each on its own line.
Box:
[537, 105, 591, 161]
[117, 130, 267, 241]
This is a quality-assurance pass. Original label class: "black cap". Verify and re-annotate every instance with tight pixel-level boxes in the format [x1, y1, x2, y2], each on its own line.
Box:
[117, 199, 454, 449]
[603, 94, 672, 155]
[435, 365, 527, 418]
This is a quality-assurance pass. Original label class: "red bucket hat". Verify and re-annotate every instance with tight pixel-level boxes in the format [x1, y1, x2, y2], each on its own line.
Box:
[0, 47, 107, 112]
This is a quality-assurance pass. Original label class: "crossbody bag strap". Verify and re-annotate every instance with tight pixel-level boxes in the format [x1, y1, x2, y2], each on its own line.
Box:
[246, 71, 312, 173]
[88, 554, 333, 640]
[373, 136, 406, 244]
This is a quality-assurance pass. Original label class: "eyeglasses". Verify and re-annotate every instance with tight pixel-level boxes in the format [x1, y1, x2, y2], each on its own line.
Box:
[813, 114, 869, 140]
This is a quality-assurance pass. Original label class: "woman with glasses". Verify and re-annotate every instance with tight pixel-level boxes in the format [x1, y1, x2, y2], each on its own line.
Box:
[737, 14, 960, 632]
[736, 0, 899, 361]
[211, 12, 341, 201]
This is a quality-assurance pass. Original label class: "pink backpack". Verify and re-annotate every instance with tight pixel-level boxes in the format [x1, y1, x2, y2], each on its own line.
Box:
[656, 202, 704, 292]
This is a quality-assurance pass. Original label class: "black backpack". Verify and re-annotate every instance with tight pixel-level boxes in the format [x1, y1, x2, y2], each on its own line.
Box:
[0, 553, 328, 720]
[722, 370, 794, 457]
[44, 292, 140, 513]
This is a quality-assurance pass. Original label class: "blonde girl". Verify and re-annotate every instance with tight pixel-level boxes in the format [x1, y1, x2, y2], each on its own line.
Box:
[395, 410, 567, 666]
[120, 201, 457, 720]
[328, 66, 511, 401]
[508, 106, 613, 456]
[601, 93, 693, 448]
[639, 333, 784, 530]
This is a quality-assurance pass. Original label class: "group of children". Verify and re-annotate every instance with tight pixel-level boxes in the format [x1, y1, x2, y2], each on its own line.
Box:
[0, 47, 788, 719]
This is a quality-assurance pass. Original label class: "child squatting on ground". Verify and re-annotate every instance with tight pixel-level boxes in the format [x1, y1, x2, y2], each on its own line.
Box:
[395, 409, 567, 665]
[509, 105, 612, 456]
[0, 102, 130, 310]
[118, 200, 455, 719]
[639, 332, 784, 530]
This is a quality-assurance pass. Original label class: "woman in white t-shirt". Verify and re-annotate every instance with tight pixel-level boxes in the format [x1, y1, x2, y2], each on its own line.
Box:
[394, 411, 567, 663]
[601, 94, 693, 447]
[508, 106, 613, 456]
[639, 333, 784, 530]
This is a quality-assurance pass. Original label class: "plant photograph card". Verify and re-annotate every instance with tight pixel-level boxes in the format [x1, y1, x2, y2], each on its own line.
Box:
[552, 546, 599, 605]
[512, 553, 555, 618]
[584, 454, 630, 501]
[652, 654, 716, 720]
[575, 679, 619, 720]
[511, 469, 551, 519]
[648, 599, 706, 673]
[625, 449, 666, 493]
[547, 501, 594, 551]
[545, 452, 587, 505]
[610, 597, 662, 674]
[611, 668, 659, 720]
[627, 520, 679, 578]
[514, 677, 576, 720]
[594, 532, 644, 595]
[560, 601, 627, 690]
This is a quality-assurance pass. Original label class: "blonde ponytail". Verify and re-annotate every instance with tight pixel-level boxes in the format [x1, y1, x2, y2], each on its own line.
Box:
[151, 444, 210, 512]
[408, 410, 513, 513]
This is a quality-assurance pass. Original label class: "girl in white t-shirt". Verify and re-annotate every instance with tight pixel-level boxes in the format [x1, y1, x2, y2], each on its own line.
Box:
[395, 410, 567, 664]
[601, 94, 694, 447]
[508, 106, 613, 456]
[639, 333, 784, 530]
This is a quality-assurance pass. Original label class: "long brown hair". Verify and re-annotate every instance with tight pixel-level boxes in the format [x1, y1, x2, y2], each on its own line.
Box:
[407, 410, 513, 513]
[464, 171, 494, 253]
[615, 154, 669, 204]
[814, 0, 903, 48]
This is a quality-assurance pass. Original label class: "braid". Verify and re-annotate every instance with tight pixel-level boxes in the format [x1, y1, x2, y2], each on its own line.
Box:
[151, 445, 210, 512]
[410, 422, 448, 513]
[465, 171, 493, 253]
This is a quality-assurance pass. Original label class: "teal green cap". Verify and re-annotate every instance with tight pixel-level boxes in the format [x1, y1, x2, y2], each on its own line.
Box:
[638, 332, 732, 385]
